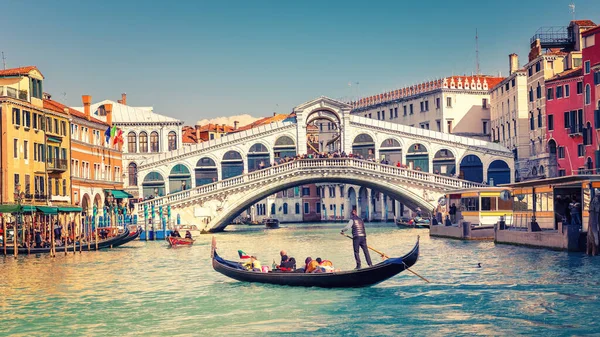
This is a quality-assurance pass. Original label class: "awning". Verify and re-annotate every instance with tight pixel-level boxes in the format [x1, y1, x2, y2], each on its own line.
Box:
[57, 206, 82, 212]
[36, 206, 58, 215]
[0, 204, 20, 213]
[21, 205, 37, 213]
[47, 136, 62, 143]
[105, 189, 133, 199]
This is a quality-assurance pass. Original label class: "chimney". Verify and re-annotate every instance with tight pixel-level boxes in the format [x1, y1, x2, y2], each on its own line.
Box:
[105, 103, 113, 126]
[273, 112, 276, 116]
[121, 93, 127, 105]
[82, 95, 91, 121]
[195, 125, 200, 143]
[234, 120, 239, 130]
[509, 54, 519, 75]
[221, 123, 226, 132]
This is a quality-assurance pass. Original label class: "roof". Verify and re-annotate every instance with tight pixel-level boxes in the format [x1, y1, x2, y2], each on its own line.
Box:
[198, 123, 235, 133]
[233, 114, 291, 132]
[44, 98, 108, 125]
[582, 25, 600, 37]
[571, 20, 596, 27]
[182, 126, 199, 144]
[546, 67, 583, 82]
[72, 99, 182, 125]
[0, 66, 43, 78]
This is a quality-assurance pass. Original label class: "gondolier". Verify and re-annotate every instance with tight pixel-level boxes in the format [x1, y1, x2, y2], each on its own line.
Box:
[341, 209, 372, 269]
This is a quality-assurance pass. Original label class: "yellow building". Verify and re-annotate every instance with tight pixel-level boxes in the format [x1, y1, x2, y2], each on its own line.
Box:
[0, 66, 71, 207]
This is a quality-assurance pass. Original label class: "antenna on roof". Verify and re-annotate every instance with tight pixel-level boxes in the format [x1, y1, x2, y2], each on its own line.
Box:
[569, 3, 576, 20]
[1, 52, 6, 70]
[475, 29, 480, 76]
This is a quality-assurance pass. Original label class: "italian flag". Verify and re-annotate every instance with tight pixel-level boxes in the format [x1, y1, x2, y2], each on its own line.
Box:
[238, 250, 250, 259]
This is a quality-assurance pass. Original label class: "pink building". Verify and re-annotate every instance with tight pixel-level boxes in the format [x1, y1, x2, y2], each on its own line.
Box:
[582, 25, 600, 171]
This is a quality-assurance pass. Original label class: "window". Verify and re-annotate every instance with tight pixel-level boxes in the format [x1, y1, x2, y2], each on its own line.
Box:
[127, 132, 136, 153]
[24, 174, 30, 195]
[12, 108, 20, 125]
[128, 163, 138, 186]
[595, 72, 600, 85]
[447, 121, 453, 133]
[565, 84, 570, 97]
[528, 67, 533, 76]
[436, 120, 441, 131]
[409, 104, 414, 114]
[302, 187, 310, 196]
[536, 83, 541, 99]
[295, 203, 300, 214]
[446, 97, 452, 107]
[304, 202, 309, 214]
[530, 112, 534, 130]
[55, 179, 59, 197]
[512, 78, 516, 87]
[558, 146, 565, 158]
[585, 84, 591, 105]
[436, 98, 440, 109]
[61, 121, 66, 135]
[23, 110, 31, 128]
[14, 174, 20, 192]
[394, 107, 398, 118]
[139, 132, 148, 152]
[425, 100, 429, 111]
[482, 98, 488, 108]
[316, 202, 321, 214]
[46, 117, 51, 132]
[283, 203, 288, 215]
[548, 115, 554, 131]
[389, 109, 393, 120]
[13, 139, 18, 158]
[168, 131, 177, 151]
[577, 81, 583, 94]
[377, 111, 380, 120]
[420, 102, 424, 112]
[547, 88, 554, 100]
[538, 110, 542, 128]
[33, 112, 38, 129]
[559, 169, 566, 177]
[23, 140, 28, 159]
[62, 179, 67, 196]
[529, 87, 533, 102]
[535, 61, 541, 72]
[403, 106, 407, 116]
[564, 111, 570, 128]
[54, 119, 58, 134]
[585, 60, 591, 74]
[578, 144, 585, 157]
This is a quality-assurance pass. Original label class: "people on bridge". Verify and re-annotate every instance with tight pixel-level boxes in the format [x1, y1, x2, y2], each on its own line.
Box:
[185, 230, 193, 239]
[341, 209, 372, 269]
[171, 229, 181, 238]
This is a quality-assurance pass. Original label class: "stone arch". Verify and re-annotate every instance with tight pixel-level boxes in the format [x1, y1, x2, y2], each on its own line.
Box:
[379, 138, 402, 163]
[142, 171, 165, 199]
[247, 142, 271, 172]
[222, 150, 243, 179]
[169, 164, 192, 193]
[128, 162, 138, 186]
[168, 131, 177, 151]
[488, 160, 511, 185]
[195, 157, 218, 186]
[459, 154, 483, 183]
[139, 131, 148, 153]
[406, 143, 429, 172]
[539, 165, 545, 176]
[93, 193, 103, 208]
[81, 193, 91, 214]
[532, 166, 538, 176]
[548, 138, 557, 155]
[352, 133, 375, 159]
[433, 148, 456, 176]
[587, 157, 593, 172]
[274, 135, 297, 160]
[127, 131, 137, 153]
[305, 108, 342, 126]
[150, 131, 160, 152]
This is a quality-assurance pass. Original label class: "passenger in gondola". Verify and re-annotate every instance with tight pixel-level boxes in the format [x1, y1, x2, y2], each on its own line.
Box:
[242, 255, 262, 271]
[171, 229, 181, 238]
[276, 255, 296, 271]
[185, 230, 193, 239]
[315, 257, 334, 273]
[304, 257, 320, 273]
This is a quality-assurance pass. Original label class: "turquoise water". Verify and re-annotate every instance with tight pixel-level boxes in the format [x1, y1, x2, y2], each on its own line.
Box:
[1, 222, 599, 336]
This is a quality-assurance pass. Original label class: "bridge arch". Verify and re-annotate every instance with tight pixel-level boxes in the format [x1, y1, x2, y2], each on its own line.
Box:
[195, 157, 218, 186]
[459, 154, 483, 183]
[142, 171, 166, 199]
[487, 159, 510, 185]
[433, 148, 456, 176]
[222, 150, 244, 179]
[168, 163, 192, 193]
[305, 108, 342, 127]
[352, 133, 376, 159]
[406, 143, 429, 172]
[379, 138, 403, 163]
[247, 142, 271, 172]
[208, 173, 435, 232]
[274, 135, 296, 161]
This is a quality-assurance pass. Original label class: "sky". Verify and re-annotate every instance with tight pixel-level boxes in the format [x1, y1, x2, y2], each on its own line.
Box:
[2, 0, 600, 124]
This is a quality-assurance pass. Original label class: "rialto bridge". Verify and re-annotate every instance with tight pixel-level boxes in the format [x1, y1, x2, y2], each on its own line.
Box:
[135, 96, 513, 231]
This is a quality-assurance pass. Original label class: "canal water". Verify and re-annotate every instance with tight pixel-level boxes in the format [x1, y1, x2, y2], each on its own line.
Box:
[1, 222, 599, 336]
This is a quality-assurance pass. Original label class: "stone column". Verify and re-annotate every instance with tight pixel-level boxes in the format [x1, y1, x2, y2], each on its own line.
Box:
[379, 193, 385, 221]
[367, 189, 372, 221]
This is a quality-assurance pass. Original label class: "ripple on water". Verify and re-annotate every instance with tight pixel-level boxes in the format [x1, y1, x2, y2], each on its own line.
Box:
[1, 223, 600, 336]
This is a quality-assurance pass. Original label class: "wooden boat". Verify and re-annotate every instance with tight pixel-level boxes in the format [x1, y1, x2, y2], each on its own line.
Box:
[211, 236, 420, 288]
[396, 217, 430, 229]
[167, 236, 194, 246]
[262, 218, 279, 229]
[3, 227, 131, 255]
[116, 226, 142, 246]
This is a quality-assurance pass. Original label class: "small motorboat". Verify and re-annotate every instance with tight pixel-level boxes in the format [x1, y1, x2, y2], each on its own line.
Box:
[262, 218, 279, 229]
[396, 217, 430, 229]
[167, 236, 194, 247]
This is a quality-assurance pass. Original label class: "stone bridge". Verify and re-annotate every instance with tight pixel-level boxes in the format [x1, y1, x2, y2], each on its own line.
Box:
[137, 158, 485, 232]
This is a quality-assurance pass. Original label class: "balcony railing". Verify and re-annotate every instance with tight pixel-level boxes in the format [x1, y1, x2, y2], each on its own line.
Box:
[569, 124, 583, 136]
[47, 158, 68, 171]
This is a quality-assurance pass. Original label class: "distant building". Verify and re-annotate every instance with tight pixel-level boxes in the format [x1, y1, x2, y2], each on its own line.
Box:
[350, 75, 504, 141]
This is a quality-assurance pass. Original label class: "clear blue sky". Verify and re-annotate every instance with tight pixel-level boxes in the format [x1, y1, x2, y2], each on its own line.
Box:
[2, 0, 599, 124]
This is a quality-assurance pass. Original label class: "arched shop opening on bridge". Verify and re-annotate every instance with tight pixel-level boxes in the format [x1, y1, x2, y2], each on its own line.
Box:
[460, 154, 483, 183]
[247, 143, 270, 172]
[406, 143, 429, 172]
[433, 149, 456, 176]
[274, 136, 296, 161]
[169, 164, 192, 193]
[195, 157, 218, 186]
[222, 151, 243, 179]
[379, 139, 402, 163]
[487, 160, 510, 185]
[143, 172, 165, 198]
[352, 134, 375, 159]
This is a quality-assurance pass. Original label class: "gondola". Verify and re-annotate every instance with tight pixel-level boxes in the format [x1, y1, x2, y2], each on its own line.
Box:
[167, 236, 194, 246]
[396, 217, 430, 229]
[262, 218, 279, 229]
[2, 227, 130, 255]
[114, 226, 142, 246]
[211, 236, 420, 288]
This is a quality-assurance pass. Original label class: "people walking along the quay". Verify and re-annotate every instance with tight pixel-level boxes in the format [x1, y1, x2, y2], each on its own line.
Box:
[341, 209, 372, 269]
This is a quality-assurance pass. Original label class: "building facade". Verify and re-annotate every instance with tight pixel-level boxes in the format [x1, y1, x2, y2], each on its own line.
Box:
[490, 54, 531, 181]
[350, 75, 504, 141]
[582, 25, 600, 173]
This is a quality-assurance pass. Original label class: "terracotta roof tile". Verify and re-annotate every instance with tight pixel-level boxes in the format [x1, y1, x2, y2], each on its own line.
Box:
[546, 67, 583, 82]
[43, 98, 108, 125]
[572, 20, 596, 27]
[0, 66, 42, 77]
[233, 114, 290, 132]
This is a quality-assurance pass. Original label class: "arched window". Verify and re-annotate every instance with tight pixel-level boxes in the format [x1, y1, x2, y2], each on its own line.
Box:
[271, 203, 276, 215]
[283, 203, 288, 214]
[150, 131, 159, 152]
[139, 132, 148, 153]
[168, 131, 177, 151]
[585, 84, 591, 105]
[127, 132, 137, 153]
[295, 203, 300, 214]
[128, 162, 138, 186]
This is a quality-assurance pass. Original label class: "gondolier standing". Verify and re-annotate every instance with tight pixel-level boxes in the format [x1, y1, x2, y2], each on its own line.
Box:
[341, 209, 372, 269]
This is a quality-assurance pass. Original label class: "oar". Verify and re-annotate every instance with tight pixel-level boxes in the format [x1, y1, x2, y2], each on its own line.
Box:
[340, 233, 430, 283]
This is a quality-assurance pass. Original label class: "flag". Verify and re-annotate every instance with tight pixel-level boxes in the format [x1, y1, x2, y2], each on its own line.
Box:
[110, 125, 117, 138]
[113, 129, 123, 146]
[104, 127, 111, 144]
[238, 250, 250, 259]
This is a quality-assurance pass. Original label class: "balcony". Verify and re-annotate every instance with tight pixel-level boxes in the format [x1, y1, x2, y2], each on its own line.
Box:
[568, 124, 583, 137]
[47, 158, 68, 172]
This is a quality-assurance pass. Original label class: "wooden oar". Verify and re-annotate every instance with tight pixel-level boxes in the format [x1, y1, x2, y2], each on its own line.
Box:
[340, 233, 430, 283]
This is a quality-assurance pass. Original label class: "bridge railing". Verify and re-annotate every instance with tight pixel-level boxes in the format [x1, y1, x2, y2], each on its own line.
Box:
[136, 158, 484, 213]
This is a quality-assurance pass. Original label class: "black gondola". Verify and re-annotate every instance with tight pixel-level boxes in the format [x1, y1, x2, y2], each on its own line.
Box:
[3, 227, 131, 255]
[115, 226, 142, 246]
[211, 236, 420, 288]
